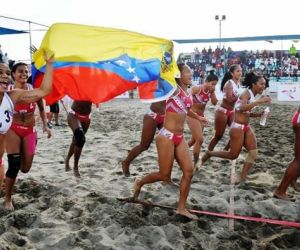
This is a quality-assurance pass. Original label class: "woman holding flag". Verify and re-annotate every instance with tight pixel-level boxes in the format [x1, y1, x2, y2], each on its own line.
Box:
[0, 51, 54, 210]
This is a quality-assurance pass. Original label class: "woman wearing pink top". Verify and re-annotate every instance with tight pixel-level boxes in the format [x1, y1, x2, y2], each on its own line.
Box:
[187, 70, 218, 168]
[133, 63, 206, 219]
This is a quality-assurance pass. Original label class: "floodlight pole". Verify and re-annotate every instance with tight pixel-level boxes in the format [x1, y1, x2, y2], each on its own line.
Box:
[215, 15, 226, 75]
[215, 15, 226, 49]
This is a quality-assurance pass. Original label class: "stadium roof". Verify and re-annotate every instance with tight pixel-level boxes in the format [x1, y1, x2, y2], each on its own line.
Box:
[0, 27, 28, 35]
[173, 35, 300, 44]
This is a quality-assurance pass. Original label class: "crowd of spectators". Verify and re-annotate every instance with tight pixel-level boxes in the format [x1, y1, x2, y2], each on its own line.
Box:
[2, 43, 299, 84]
[179, 45, 300, 83]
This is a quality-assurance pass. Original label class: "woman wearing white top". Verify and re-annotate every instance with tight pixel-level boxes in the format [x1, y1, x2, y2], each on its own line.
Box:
[202, 72, 271, 183]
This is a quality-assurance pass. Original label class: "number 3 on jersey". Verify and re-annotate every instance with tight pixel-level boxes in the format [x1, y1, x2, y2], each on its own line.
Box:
[5, 110, 10, 122]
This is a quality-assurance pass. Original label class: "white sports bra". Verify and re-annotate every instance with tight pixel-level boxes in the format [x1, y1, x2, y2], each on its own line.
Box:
[0, 93, 14, 134]
[223, 79, 240, 99]
[235, 89, 255, 113]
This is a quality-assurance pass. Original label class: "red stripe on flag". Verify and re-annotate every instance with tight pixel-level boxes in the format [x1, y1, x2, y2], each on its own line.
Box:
[35, 67, 157, 104]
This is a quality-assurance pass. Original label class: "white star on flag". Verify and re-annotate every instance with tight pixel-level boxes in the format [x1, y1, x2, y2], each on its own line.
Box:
[116, 60, 126, 66]
[127, 67, 136, 73]
[132, 75, 140, 83]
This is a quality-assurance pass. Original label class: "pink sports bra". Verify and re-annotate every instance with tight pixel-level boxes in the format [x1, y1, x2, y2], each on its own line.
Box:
[193, 86, 211, 105]
[166, 86, 193, 114]
[9, 84, 36, 114]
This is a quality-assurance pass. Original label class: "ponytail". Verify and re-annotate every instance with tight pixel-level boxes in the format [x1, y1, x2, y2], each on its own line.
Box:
[205, 70, 219, 82]
[220, 64, 239, 91]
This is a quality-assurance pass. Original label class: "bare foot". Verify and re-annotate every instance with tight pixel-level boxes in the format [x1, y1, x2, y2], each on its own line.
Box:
[201, 151, 211, 165]
[5, 201, 14, 211]
[234, 176, 246, 185]
[121, 161, 130, 177]
[161, 180, 179, 187]
[291, 182, 300, 192]
[194, 160, 202, 172]
[133, 178, 142, 199]
[65, 159, 71, 172]
[273, 191, 295, 202]
[73, 168, 81, 178]
[176, 208, 197, 220]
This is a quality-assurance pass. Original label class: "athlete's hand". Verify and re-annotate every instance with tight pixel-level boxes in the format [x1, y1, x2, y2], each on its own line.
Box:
[43, 49, 55, 64]
[198, 116, 208, 126]
[43, 126, 52, 138]
[258, 96, 272, 104]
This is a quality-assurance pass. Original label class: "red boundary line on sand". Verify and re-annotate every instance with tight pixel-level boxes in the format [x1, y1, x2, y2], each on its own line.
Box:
[117, 198, 300, 228]
[189, 209, 300, 228]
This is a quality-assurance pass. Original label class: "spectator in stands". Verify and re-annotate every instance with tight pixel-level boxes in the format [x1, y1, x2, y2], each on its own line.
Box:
[2, 53, 9, 65]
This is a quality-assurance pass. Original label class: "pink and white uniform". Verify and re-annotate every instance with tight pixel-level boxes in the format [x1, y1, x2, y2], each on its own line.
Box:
[166, 86, 193, 114]
[231, 89, 255, 133]
[145, 110, 165, 125]
[235, 89, 255, 113]
[193, 86, 211, 105]
[223, 79, 240, 99]
[218, 79, 240, 118]
[160, 86, 193, 145]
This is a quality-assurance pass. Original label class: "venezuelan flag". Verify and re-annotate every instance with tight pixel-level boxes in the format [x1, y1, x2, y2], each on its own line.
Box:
[32, 23, 178, 104]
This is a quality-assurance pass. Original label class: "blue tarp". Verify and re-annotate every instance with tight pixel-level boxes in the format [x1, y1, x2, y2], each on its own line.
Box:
[0, 27, 28, 35]
[173, 35, 300, 44]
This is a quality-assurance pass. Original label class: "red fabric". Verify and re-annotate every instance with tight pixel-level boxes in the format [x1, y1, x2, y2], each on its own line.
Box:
[10, 124, 36, 138]
[292, 111, 300, 126]
[35, 67, 142, 105]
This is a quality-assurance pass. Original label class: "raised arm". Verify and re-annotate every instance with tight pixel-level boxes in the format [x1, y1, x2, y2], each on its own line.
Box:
[10, 51, 54, 105]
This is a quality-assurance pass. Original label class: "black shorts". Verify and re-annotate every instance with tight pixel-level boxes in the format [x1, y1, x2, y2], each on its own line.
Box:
[50, 102, 60, 113]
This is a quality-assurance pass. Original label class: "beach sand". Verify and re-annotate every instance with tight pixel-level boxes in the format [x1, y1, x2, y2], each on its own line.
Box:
[0, 98, 299, 249]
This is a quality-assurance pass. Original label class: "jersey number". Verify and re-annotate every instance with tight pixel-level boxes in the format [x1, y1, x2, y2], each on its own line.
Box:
[0, 111, 10, 128]
[4, 110, 10, 123]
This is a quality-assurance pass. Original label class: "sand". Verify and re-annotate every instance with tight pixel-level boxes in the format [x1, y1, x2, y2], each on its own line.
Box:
[0, 97, 299, 250]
